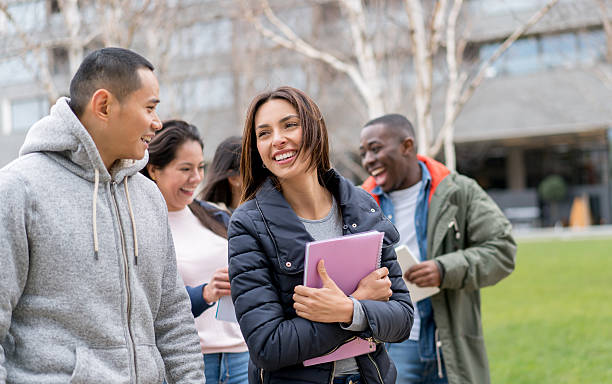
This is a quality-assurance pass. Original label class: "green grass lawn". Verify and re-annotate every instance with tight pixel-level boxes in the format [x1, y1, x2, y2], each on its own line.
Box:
[482, 237, 612, 383]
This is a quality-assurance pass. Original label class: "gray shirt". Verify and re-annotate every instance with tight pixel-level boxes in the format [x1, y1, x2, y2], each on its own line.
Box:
[299, 196, 367, 376]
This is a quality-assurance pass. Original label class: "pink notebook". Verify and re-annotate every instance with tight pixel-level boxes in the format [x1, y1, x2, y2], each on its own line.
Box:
[302, 230, 384, 366]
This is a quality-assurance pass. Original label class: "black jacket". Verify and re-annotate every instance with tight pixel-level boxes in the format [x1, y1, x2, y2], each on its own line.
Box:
[227, 169, 414, 383]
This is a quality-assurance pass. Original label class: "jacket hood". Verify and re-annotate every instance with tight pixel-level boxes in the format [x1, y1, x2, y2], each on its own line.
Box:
[19, 97, 148, 183]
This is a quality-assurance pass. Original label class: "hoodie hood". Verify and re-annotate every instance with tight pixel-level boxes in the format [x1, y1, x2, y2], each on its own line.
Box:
[18, 97, 147, 262]
[19, 97, 148, 183]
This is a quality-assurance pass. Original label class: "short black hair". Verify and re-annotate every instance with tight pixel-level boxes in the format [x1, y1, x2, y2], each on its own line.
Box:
[69, 47, 154, 116]
[364, 114, 416, 141]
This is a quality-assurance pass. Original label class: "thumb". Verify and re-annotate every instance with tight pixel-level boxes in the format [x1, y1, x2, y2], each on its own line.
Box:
[378, 267, 389, 278]
[317, 260, 337, 288]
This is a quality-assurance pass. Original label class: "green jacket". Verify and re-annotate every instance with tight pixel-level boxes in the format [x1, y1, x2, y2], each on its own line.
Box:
[363, 156, 516, 384]
[429, 172, 516, 384]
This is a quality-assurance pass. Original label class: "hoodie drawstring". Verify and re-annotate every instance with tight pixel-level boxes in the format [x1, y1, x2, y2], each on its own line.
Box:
[123, 176, 139, 265]
[92, 169, 100, 260]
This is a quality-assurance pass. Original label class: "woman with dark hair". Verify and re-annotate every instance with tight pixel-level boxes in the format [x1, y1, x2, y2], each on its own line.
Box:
[142, 120, 249, 384]
[199, 135, 242, 213]
[227, 87, 414, 384]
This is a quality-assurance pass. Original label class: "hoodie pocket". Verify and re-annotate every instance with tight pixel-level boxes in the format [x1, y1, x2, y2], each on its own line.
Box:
[69, 346, 130, 384]
[69, 345, 165, 383]
[135, 344, 166, 383]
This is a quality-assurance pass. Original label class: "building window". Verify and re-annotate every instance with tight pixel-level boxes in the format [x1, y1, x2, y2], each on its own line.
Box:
[179, 74, 234, 111]
[468, 0, 548, 15]
[11, 97, 49, 133]
[49, 0, 61, 14]
[578, 29, 606, 64]
[4, 0, 46, 33]
[0, 54, 43, 85]
[482, 36, 539, 76]
[171, 20, 233, 58]
[479, 28, 606, 78]
[540, 32, 578, 69]
[251, 66, 307, 93]
[51, 46, 70, 75]
[320, 2, 341, 23]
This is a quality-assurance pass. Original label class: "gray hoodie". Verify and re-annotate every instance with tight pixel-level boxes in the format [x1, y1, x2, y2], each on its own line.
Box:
[0, 98, 205, 383]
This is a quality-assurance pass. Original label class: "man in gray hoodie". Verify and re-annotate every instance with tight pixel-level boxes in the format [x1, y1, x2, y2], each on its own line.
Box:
[0, 48, 205, 383]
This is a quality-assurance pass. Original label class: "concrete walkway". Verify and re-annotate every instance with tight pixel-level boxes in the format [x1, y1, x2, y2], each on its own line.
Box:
[513, 225, 612, 241]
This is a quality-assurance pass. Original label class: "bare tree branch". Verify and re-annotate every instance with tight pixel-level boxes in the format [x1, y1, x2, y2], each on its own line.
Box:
[596, 0, 612, 63]
[339, 0, 385, 116]
[450, 0, 561, 127]
[434, 0, 464, 169]
[428, 0, 447, 56]
[243, 0, 384, 118]
[124, 0, 154, 47]
[405, 0, 434, 152]
[58, 0, 83, 75]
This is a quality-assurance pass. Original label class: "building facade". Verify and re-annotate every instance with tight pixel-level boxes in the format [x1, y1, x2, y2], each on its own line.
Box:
[1, 0, 611, 227]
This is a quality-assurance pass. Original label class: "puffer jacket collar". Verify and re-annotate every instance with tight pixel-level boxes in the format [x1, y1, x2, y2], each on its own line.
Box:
[254, 169, 400, 275]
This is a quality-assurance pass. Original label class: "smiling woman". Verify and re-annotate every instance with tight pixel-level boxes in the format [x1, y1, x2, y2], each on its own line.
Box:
[227, 86, 414, 384]
[141, 120, 249, 383]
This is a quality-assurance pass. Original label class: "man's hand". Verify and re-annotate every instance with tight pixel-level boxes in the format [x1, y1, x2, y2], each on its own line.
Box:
[203, 267, 231, 303]
[351, 267, 392, 301]
[293, 260, 354, 323]
[405, 260, 441, 287]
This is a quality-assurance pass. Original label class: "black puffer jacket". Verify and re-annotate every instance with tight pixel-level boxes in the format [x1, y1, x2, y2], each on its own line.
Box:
[228, 169, 414, 383]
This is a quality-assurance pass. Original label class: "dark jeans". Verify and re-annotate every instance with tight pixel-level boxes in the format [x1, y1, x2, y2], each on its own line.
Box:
[333, 373, 362, 384]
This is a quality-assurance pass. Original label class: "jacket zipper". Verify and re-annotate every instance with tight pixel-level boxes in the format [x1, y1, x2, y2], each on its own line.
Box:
[328, 361, 336, 384]
[365, 336, 382, 344]
[367, 353, 384, 383]
[259, 368, 264, 383]
[111, 182, 137, 381]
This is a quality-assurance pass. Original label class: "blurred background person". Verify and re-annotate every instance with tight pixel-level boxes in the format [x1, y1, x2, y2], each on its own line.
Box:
[142, 120, 249, 384]
[198, 135, 242, 213]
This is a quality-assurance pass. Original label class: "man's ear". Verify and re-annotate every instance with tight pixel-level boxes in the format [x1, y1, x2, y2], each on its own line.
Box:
[400, 136, 416, 156]
[90, 89, 113, 122]
[147, 164, 158, 181]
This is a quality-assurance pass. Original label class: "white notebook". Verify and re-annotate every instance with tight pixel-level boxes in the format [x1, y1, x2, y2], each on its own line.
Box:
[215, 295, 238, 322]
[395, 245, 440, 302]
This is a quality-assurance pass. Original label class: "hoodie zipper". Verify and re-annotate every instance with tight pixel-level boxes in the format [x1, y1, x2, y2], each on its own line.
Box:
[111, 181, 137, 381]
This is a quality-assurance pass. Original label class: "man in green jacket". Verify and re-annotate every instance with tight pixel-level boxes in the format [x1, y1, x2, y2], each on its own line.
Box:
[359, 114, 516, 384]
